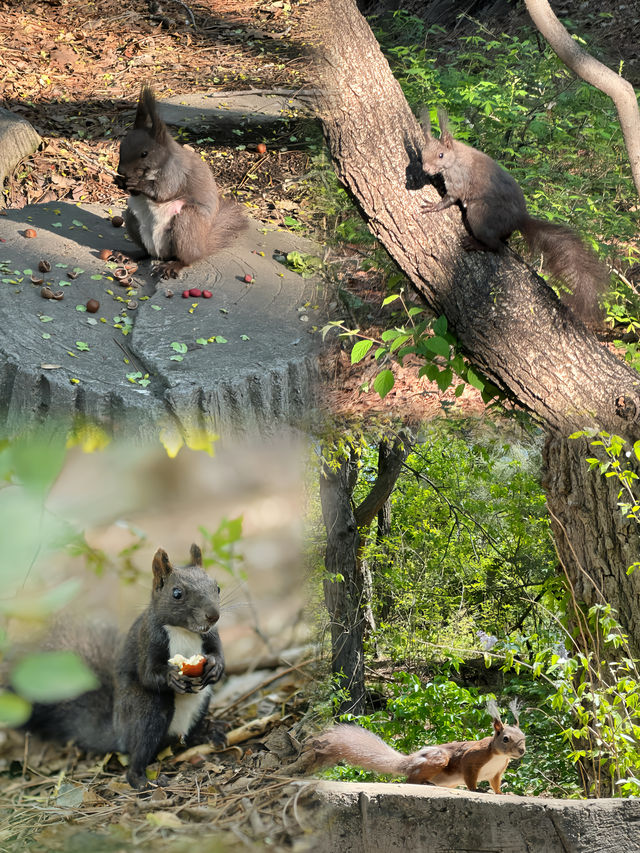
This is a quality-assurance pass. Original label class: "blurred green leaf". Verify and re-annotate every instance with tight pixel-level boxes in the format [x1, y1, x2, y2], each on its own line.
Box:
[11, 651, 98, 702]
[0, 691, 31, 727]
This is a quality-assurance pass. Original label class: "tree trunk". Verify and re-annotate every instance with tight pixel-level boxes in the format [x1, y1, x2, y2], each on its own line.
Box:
[320, 435, 409, 715]
[310, 0, 640, 646]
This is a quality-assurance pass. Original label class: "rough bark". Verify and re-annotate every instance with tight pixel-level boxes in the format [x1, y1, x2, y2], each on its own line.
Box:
[0, 109, 40, 190]
[320, 435, 409, 714]
[310, 0, 640, 648]
[311, 0, 640, 440]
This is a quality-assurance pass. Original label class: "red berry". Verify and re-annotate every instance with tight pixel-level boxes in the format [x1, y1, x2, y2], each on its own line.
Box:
[244, 274, 253, 283]
[256, 143, 267, 154]
[24, 228, 37, 238]
[182, 290, 190, 298]
[202, 290, 212, 298]
[189, 288, 202, 298]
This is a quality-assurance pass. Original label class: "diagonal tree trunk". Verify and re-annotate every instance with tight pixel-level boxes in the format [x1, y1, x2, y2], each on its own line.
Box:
[310, 0, 640, 648]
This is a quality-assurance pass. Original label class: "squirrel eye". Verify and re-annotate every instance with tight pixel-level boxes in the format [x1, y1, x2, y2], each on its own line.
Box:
[172, 587, 183, 600]
[438, 152, 444, 159]
[503, 735, 510, 742]
[140, 151, 148, 159]
[217, 583, 221, 595]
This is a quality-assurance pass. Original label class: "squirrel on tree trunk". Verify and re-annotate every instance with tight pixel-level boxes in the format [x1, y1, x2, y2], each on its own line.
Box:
[419, 109, 608, 324]
[115, 86, 247, 280]
[24, 544, 224, 789]
[311, 699, 525, 793]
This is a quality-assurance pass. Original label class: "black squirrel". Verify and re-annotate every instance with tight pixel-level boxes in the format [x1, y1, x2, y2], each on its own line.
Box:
[115, 86, 247, 280]
[25, 544, 224, 789]
[312, 700, 525, 793]
[419, 109, 608, 323]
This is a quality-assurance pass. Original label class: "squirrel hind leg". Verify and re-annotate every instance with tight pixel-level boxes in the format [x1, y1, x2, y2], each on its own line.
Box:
[406, 746, 449, 784]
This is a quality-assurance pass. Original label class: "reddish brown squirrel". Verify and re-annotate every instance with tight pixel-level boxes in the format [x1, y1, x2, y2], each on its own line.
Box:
[419, 109, 608, 323]
[115, 87, 247, 280]
[24, 545, 224, 789]
[312, 699, 525, 793]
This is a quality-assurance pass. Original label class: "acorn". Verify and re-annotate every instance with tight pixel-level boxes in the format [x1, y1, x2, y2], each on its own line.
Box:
[38, 260, 51, 273]
[86, 299, 100, 313]
[111, 215, 124, 228]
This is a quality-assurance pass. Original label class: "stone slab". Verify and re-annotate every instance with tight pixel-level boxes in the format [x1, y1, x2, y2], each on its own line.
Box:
[0, 202, 323, 438]
[303, 781, 640, 853]
[157, 91, 313, 132]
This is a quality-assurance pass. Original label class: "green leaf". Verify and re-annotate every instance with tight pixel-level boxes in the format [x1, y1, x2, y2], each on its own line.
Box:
[39, 316, 54, 323]
[351, 339, 374, 364]
[382, 294, 400, 307]
[633, 440, 640, 463]
[170, 342, 188, 354]
[425, 336, 450, 358]
[10, 433, 67, 495]
[436, 368, 453, 392]
[373, 369, 394, 398]
[466, 368, 485, 392]
[11, 651, 98, 702]
[0, 691, 31, 726]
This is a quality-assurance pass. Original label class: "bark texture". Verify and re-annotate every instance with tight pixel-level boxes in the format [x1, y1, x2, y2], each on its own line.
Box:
[310, 0, 640, 648]
[320, 436, 409, 714]
[312, 0, 640, 439]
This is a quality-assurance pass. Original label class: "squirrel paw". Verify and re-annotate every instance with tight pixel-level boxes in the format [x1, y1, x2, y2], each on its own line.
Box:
[421, 200, 443, 213]
[153, 260, 185, 280]
[167, 668, 200, 694]
[201, 655, 225, 687]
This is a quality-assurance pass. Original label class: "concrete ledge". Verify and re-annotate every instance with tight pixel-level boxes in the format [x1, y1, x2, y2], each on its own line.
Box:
[302, 781, 640, 853]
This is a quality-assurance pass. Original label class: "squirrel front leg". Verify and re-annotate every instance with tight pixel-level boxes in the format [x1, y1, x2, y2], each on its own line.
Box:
[201, 633, 225, 687]
[462, 766, 480, 792]
[422, 193, 458, 213]
[489, 772, 503, 794]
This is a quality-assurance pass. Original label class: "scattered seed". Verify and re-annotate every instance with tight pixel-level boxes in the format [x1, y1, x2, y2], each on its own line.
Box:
[86, 299, 100, 313]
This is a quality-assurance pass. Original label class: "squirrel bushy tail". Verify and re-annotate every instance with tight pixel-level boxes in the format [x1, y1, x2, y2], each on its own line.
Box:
[26, 623, 120, 753]
[313, 724, 414, 777]
[207, 197, 248, 254]
[521, 216, 608, 324]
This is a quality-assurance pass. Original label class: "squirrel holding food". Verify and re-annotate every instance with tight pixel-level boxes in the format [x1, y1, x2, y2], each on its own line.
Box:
[24, 544, 224, 789]
[115, 86, 247, 280]
[419, 109, 608, 324]
[311, 699, 525, 793]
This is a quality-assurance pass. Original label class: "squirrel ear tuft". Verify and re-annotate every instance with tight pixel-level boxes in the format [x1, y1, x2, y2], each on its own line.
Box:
[189, 544, 203, 568]
[418, 108, 432, 139]
[152, 548, 173, 589]
[437, 109, 455, 149]
[134, 85, 156, 131]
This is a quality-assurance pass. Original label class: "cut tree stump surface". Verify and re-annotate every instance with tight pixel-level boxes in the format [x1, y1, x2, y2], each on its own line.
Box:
[304, 781, 640, 853]
[0, 202, 322, 437]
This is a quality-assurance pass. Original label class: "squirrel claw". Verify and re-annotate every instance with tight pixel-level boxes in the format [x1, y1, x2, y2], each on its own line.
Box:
[153, 261, 184, 280]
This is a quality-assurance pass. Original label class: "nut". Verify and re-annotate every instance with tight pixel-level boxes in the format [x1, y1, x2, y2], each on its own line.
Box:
[31, 274, 44, 285]
[111, 215, 124, 228]
[202, 290, 212, 299]
[98, 248, 112, 261]
[126, 299, 138, 310]
[165, 289, 174, 298]
[86, 299, 100, 313]
[113, 267, 128, 280]
[189, 288, 202, 298]
[256, 142, 267, 154]
[182, 290, 190, 298]
[40, 286, 63, 301]
[38, 260, 51, 273]
[67, 271, 78, 280]
[24, 228, 37, 238]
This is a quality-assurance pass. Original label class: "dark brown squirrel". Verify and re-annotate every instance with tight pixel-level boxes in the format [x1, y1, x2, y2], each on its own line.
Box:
[312, 699, 525, 794]
[25, 545, 224, 789]
[419, 110, 608, 323]
[115, 86, 247, 280]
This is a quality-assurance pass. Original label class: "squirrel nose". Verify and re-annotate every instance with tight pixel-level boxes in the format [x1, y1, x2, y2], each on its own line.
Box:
[205, 609, 219, 627]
